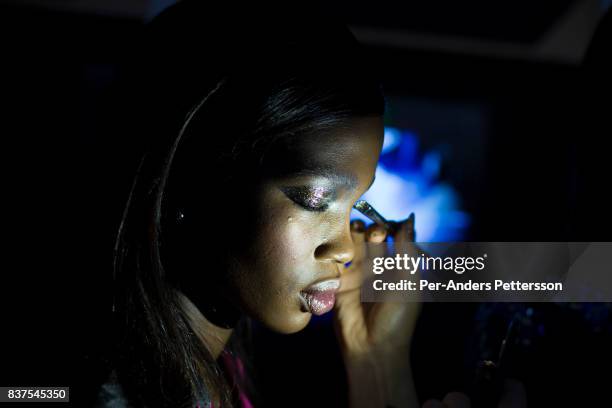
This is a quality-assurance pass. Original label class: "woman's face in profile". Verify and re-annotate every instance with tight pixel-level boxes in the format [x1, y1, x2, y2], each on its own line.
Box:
[225, 116, 384, 333]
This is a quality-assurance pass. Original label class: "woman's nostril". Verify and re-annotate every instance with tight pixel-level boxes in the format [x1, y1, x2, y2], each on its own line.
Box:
[335, 248, 354, 264]
[314, 242, 354, 264]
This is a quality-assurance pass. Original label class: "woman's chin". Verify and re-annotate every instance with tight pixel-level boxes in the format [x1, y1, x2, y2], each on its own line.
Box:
[260, 308, 313, 334]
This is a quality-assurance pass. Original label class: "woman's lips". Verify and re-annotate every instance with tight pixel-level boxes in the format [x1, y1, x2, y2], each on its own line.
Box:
[300, 278, 341, 316]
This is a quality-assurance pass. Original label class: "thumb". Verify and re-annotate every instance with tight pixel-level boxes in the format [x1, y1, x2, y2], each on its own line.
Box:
[392, 212, 416, 243]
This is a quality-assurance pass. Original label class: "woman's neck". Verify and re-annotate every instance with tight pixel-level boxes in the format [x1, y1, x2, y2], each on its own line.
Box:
[177, 291, 234, 359]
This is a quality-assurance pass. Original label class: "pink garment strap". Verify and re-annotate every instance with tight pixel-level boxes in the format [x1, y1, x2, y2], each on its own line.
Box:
[205, 351, 253, 408]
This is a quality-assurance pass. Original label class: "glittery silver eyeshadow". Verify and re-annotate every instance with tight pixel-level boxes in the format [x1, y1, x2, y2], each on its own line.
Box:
[280, 186, 334, 212]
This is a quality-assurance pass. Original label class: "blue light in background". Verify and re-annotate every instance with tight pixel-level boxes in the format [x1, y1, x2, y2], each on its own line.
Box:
[351, 126, 470, 242]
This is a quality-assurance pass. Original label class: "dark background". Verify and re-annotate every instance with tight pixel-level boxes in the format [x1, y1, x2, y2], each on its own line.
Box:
[2, 0, 611, 406]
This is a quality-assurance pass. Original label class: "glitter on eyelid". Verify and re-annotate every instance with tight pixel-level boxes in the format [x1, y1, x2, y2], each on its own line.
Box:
[303, 186, 328, 207]
[280, 186, 332, 210]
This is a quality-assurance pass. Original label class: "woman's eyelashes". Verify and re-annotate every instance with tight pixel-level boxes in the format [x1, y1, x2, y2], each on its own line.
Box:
[280, 186, 335, 212]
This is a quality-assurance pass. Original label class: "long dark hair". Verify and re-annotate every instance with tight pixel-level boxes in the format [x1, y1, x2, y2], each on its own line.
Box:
[110, 1, 385, 406]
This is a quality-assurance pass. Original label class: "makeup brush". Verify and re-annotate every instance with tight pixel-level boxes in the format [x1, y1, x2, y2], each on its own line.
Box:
[353, 200, 398, 234]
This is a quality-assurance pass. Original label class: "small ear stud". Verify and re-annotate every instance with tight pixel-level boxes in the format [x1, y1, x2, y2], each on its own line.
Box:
[176, 210, 185, 223]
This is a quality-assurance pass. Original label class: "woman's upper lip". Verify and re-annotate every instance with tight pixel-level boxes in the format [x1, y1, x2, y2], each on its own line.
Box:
[303, 277, 341, 293]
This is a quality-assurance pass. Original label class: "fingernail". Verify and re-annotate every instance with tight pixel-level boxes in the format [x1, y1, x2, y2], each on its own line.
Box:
[368, 230, 381, 240]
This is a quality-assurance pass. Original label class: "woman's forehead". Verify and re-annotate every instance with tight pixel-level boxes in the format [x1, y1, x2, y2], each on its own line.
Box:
[261, 117, 383, 175]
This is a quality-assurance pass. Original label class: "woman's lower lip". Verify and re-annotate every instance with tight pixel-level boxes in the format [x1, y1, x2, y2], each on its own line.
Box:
[300, 290, 337, 316]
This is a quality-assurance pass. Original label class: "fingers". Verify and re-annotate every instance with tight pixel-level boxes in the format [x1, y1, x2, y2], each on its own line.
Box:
[365, 223, 388, 260]
[337, 220, 367, 293]
[338, 221, 388, 296]
[342, 220, 388, 278]
[394, 212, 416, 243]
[365, 223, 387, 243]
[350, 219, 366, 234]
[350, 219, 366, 260]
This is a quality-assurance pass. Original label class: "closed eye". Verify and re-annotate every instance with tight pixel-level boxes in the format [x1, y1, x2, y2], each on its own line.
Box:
[280, 186, 334, 212]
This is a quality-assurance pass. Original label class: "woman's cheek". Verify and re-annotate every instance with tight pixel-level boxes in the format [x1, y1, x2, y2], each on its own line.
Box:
[242, 210, 320, 332]
[267, 211, 319, 284]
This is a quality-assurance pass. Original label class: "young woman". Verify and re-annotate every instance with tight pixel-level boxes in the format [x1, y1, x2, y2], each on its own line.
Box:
[98, 1, 421, 407]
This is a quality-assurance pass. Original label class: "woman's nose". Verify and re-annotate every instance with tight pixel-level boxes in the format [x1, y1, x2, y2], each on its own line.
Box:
[314, 222, 355, 265]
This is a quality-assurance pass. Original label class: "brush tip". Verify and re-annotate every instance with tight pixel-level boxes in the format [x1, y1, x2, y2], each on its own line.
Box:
[353, 200, 369, 211]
